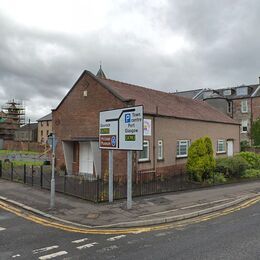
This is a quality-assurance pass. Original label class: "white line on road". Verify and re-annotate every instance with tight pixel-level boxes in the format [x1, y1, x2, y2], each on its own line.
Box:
[107, 235, 126, 241]
[12, 254, 20, 258]
[97, 245, 118, 253]
[0, 227, 6, 231]
[71, 238, 89, 243]
[32, 245, 59, 254]
[38, 251, 68, 260]
[77, 242, 98, 250]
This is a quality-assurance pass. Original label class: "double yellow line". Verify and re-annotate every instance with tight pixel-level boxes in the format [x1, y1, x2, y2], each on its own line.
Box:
[0, 196, 259, 235]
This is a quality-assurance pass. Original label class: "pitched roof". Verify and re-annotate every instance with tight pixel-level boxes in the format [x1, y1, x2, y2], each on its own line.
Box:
[38, 113, 52, 122]
[98, 78, 238, 125]
[176, 84, 260, 100]
[54, 70, 238, 125]
[174, 89, 204, 99]
[17, 123, 38, 131]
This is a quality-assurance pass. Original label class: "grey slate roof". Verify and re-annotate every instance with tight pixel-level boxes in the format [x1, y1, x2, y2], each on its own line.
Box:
[17, 123, 38, 131]
[175, 84, 260, 100]
[38, 113, 52, 122]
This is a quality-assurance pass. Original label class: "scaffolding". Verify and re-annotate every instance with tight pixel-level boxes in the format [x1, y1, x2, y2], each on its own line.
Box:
[0, 99, 25, 140]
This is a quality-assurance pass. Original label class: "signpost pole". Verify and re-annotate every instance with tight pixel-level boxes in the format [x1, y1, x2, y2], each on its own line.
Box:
[109, 150, 113, 203]
[50, 133, 56, 209]
[127, 150, 132, 209]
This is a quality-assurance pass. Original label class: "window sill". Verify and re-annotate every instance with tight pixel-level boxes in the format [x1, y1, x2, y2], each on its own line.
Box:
[157, 158, 164, 162]
[216, 151, 226, 154]
[176, 155, 188, 159]
[138, 159, 151, 163]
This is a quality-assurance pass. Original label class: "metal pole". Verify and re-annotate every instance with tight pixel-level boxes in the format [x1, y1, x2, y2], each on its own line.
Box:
[127, 150, 133, 209]
[50, 133, 55, 209]
[109, 150, 113, 203]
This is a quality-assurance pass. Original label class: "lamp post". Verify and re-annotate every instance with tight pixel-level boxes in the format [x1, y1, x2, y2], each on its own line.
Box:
[47, 133, 57, 209]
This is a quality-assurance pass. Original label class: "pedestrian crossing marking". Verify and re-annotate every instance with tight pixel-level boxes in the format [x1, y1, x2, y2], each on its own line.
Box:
[0, 227, 6, 231]
[38, 251, 68, 259]
[77, 242, 98, 250]
[72, 237, 89, 243]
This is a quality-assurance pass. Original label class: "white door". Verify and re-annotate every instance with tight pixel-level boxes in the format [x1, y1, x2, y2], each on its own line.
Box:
[79, 142, 93, 175]
[227, 140, 234, 157]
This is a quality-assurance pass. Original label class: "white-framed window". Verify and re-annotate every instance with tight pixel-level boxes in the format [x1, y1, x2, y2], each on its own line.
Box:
[139, 140, 149, 162]
[241, 100, 248, 113]
[157, 140, 163, 160]
[217, 139, 226, 153]
[176, 140, 190, 158]
[241, 120, 248, 133]
[236, 87, 248, 96]
[223, 89, 232, 96]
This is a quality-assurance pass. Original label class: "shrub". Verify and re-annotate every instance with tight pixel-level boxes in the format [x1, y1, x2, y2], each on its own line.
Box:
[240, 140, 250, 151]
[215, 155, 249, 178]
[239, 152, 260, 169]
[242, 169, 260, 179]
[187, 136, 216, 182]
[206, 172, 227, 184]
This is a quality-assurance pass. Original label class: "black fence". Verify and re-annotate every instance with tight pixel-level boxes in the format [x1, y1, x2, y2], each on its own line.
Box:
[0, 161, 258, 203]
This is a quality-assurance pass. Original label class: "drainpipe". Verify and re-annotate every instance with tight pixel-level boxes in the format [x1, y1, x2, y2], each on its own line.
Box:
[250, 96, 253, 145]
[153, 107, 158, 173]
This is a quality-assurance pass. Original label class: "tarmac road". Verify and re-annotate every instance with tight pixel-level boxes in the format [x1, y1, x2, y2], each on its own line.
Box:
[0, 199, 259, 259]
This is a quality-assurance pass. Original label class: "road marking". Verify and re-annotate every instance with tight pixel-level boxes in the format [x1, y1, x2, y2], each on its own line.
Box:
[71, 237, 89, 243]
[97, 245, 118, 253]
[38, 251, 68, 259]
[12, 254, 20, 258]
[0, 227, 6, 231]
[77, 242, 98, 250]
[32, 245, 59, 254]
[107, 235, 126, 241]
[0, 196, 259, 235]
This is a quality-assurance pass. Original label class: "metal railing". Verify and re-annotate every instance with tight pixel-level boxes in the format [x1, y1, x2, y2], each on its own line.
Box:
[1, 161, 259, 203]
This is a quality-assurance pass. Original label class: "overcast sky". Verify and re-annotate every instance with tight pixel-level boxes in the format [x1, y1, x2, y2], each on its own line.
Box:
[1, 0, 260, 122]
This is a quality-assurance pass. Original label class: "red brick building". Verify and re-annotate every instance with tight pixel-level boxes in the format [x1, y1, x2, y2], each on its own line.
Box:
[176, 83, 260, 144]
[53, 70, 240, 178]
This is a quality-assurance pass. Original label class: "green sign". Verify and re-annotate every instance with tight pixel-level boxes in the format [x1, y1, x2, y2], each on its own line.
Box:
[125, 135, 136, 141]
[100, 128, 110, 134]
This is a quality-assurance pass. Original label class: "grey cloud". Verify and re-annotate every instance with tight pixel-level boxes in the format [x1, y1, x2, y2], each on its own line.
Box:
[1, 1, 260, 121]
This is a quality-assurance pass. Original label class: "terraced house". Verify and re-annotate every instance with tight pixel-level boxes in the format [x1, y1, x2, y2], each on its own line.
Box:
[175, 80, 260, 145]
[52, 69, 240, 179]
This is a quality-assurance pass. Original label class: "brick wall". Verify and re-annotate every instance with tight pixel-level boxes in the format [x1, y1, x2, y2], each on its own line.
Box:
[232, 98, 252, 142]
[53, 72, 127, 176]
[252, 96, 260, 121]
[3, 140, 46, 153]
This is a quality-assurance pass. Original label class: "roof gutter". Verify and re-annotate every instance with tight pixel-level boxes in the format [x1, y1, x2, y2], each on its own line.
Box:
[144, 112, 240, 126]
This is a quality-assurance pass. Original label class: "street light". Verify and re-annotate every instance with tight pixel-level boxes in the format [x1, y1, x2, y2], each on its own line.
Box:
[47, 132, 57, 209]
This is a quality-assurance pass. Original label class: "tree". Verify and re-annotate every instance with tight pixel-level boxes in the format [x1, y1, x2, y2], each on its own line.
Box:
[251, 119, 260, 146]
[187, 136, 216, 182]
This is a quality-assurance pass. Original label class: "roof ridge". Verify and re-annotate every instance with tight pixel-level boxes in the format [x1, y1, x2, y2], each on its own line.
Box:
[104, 78, 170, 95]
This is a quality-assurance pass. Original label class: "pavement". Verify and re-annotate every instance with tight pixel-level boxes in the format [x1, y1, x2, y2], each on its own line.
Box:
[0, 179, 259, 229]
